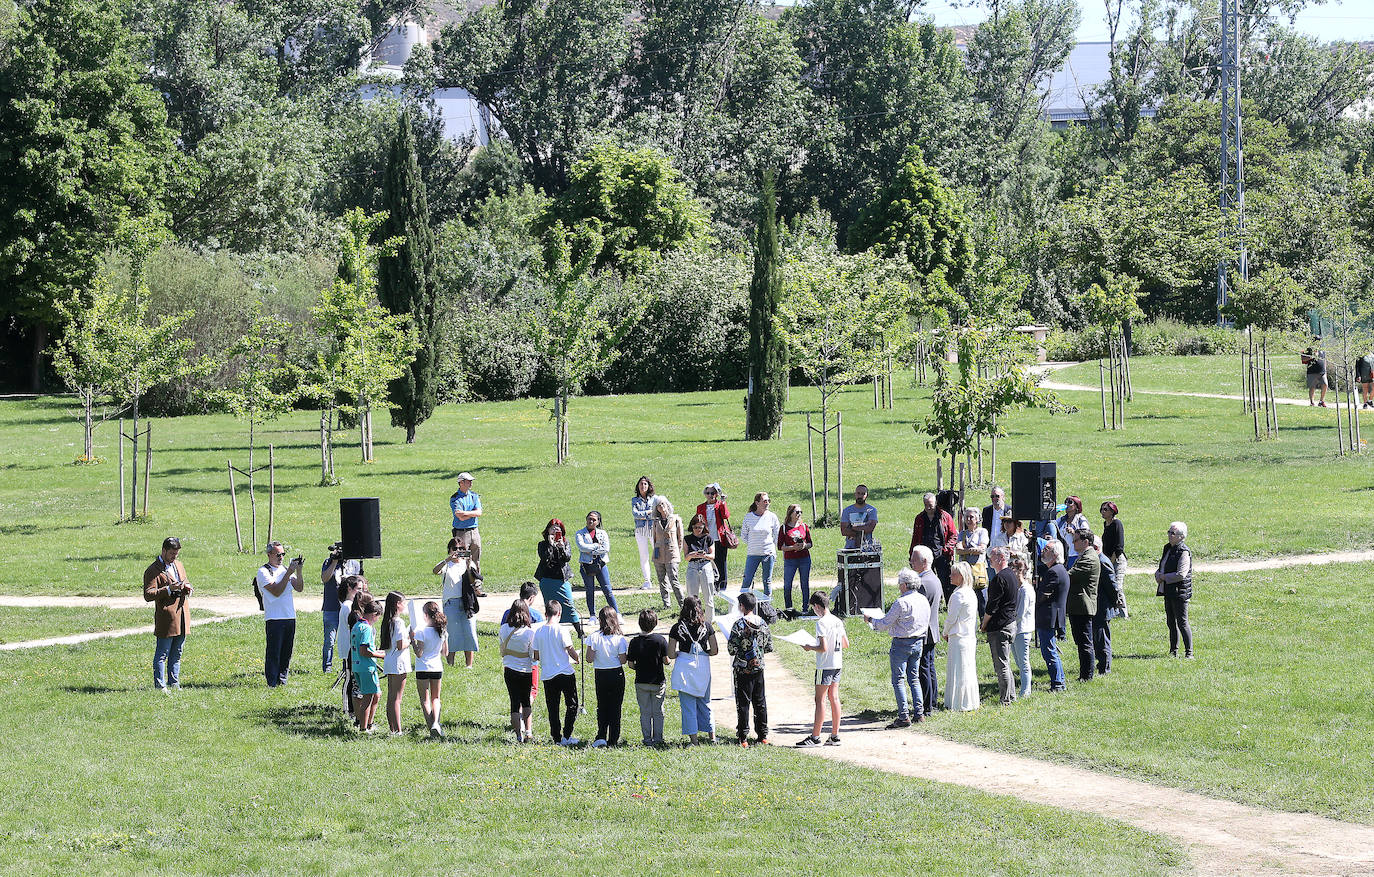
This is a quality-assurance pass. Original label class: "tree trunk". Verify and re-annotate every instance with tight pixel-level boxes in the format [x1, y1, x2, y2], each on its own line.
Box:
[406, 423, 416, 444]
[248, 421, 257, 553]
[30, 324, 46, 393]
[820, 378, 830, 521]
[83, 388, 94, 460]
[129, 382, 140, 519]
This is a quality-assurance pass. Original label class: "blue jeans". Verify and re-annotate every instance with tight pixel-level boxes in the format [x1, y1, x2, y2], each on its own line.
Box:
[889, 636, 924, 719]
[1036, 626, 1066, 690]
[580, 562, 619, 617]
[679, 690, 713, 737]
[321, 610, 340, 672]
[265, 618, 296, 686]
[919, 639, 938, 715]
[153, 634, 185, 689]
[782, 556, 811, 610]
[1014, 630, 1033, 698]
[741, 553, 775, 595]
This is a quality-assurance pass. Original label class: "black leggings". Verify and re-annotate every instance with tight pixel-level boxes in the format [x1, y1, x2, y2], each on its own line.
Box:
[504, 667, 532, 711]
[544, 673, 579, 741]
[594, 667, 624, 744]
[713, 541, 730, 587]
[1164, 596, 1193, 655]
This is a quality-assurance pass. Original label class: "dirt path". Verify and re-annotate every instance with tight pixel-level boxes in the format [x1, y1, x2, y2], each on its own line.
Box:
[1031, 360, 1323, 409]
[7, 587, 1374, 874]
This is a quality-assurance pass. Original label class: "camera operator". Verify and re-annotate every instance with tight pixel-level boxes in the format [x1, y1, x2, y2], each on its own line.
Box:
[320, 543, 363, 674]
[258, 540, 304, 687]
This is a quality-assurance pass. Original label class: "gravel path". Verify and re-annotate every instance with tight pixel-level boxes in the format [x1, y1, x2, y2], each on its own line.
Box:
[7, 567, 1374, 874]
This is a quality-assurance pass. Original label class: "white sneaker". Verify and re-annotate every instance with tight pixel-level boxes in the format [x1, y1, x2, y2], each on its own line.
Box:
[430, 724, 443, 739]
[591, 739, 607, 748]
[640, 582, 653, 591]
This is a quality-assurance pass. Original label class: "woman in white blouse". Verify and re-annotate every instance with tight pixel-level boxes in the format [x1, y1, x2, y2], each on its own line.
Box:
[740, 492, 781, 596]
[957, 507, 990, 619]
[942, 562, 980, 712]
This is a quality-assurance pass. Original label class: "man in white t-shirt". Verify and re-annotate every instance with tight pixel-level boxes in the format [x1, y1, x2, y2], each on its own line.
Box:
[796, 591, 849, 747]
[257, 541, 303, 687]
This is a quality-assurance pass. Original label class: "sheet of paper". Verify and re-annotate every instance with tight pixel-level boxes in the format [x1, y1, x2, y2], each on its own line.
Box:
[860, 608, 884, 620]
[780, 629, 819, 647]
[715, 611, 741, 641]
[408, 600, 429, 630]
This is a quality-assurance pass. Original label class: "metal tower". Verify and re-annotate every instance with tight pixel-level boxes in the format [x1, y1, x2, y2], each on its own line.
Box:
[1217, 0, 1246, 323]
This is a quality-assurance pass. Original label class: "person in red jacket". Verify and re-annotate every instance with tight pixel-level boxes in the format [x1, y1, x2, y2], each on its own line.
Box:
[695, 483, 732, 587]
[909, 492, 956, 597]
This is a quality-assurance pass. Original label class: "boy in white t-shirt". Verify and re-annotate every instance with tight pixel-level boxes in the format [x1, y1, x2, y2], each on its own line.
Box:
[797, 591, 848, 747]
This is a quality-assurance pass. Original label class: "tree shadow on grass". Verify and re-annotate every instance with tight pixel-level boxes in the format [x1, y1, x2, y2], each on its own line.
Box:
[165, 482, 309, 496]
[260, 702, 360, 739]
[0, 522, 84, 537]
[379, 464, 532, 478]
[61, 683, 141, 694]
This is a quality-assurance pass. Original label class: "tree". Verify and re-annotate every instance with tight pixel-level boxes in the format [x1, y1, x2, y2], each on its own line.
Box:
[847, 151, 974, 287]
[1224, 264, 1311, 439]
[746, 171, 788, 441]
[378, 109, 441, 444]
[308, 209, 418, 477]
[1075, 270, 1145, 429]
[529, 221, 645, 463]
[0, 0, 175, 390]
[537, 143, 708, 274]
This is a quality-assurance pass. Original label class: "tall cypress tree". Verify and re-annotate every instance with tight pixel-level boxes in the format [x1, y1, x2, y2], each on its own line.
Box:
[378, 109, 439, 444]
[746, 170, 788, 440]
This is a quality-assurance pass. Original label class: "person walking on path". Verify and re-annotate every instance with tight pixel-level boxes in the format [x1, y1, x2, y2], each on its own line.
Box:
[1067, 529, 1100, 682]
[727, 592, 773, 746]
[696, 484, 733, 586]
[533, 600, 582, 745]
[942, 562, 980, 712]
[144, 536, 192, 692]
[779, 504, 813, 613]
[449, 473, 485, 587]
[651, 497, 685, 610]
[584, 606, 628, 748]
[683, 515, 718, 624]
[910, 546, 942, 717]
[576, 512, 620, 619]
[797, 591, 848, 747]
[627, 609, 669, 746]
[535, 519, 583, 637]
[257, 541, 303, 687]
[1155, 522, 1195, 658]
[981, 546, 1020, 705]
[740, 492, 781, 595]
[668, 596, 718, 745]
[1035, 541, 1070, 692]
[631, 476, 657, 591]
[1303, 346, 1329, 407]
[868, 567, 929, 726]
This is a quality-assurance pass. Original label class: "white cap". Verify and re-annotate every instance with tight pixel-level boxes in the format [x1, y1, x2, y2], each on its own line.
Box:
[458, 472, 474, 482]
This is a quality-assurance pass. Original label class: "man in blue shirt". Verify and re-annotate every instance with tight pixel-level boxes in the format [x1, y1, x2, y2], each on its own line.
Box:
[839, 484, 878, 550]
[450, 472, 484, 587]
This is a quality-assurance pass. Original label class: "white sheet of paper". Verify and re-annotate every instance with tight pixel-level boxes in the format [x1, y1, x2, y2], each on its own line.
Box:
[860, 608, 884, 620]
[408, 601, 429, 630]
[780, 629, 819, 647]
[716, 611, 741, 641]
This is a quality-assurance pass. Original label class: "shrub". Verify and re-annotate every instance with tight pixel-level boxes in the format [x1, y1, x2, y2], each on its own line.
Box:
[1046, 318, 1242, 361]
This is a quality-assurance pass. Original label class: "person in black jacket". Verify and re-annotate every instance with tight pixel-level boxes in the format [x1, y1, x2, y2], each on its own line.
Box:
[1092, 535, 1118, 675]
[1067, 528, 1100, 681]
[536, 519, 584, 638]
[1034, 540, 1070, 692]
[981, 546, 1020, 704]
[1154, 522, 1194, 658]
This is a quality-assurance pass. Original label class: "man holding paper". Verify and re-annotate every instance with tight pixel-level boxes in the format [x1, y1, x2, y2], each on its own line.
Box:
[867, 568, 930, 726]
[909, 545, 942, 718]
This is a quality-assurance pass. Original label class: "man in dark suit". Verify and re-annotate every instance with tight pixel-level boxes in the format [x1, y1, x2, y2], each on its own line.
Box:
[981, 486, 1009, 546]
[1067, 528, 1100, 682]
[1092, 534, 1119, 675]
[981, 546, 1020, 704]
[1035, 541, 1070, 691]
[143, 536, 193, 692]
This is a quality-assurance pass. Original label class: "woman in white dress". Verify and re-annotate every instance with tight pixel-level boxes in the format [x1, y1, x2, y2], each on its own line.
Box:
[942, 562, 980, 712]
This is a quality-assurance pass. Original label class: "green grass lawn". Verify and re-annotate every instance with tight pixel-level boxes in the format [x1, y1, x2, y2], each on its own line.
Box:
[0, 606, 219, 644]
[1052, 354, 1325, 398]
[3, 376, 1374, 606]
[772, 562, 1374, 824]
[0, 617, 1184, 876]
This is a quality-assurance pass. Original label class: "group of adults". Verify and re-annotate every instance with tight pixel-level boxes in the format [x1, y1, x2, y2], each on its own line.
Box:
[140, 475, 1197, 745]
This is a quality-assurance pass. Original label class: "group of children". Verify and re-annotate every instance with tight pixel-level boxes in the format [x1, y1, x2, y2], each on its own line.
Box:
[333, 573, 851, 747]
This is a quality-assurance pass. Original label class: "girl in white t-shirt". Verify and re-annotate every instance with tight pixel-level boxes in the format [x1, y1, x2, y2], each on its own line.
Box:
[412, 601, 449, 739]
[798, 591, 849, 747]
[583, 606, 629, 748]
[380, 591, 412, 735]
[499, 600, 537, 743]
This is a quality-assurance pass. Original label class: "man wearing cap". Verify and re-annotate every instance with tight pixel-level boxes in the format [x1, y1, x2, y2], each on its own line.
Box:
[1067, 528, 1100, 682]
[450, 473, 484, 586]
[143, 537, 193, 692]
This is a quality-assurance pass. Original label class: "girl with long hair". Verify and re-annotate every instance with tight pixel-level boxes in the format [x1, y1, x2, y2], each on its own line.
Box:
[584, 605, 628, 747]
[499, 600, 537, 743]
[412, 601, 449, 738]
[349, 594, 385, 733]
[380, 591, 412, 735]
[668, 595, 719, 744]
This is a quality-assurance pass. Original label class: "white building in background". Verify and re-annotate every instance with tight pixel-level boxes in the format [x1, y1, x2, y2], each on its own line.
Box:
[361, 18, 494, 145]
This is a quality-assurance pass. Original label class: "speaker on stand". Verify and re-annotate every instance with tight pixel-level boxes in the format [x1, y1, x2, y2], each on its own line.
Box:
[1010, 461, 1057, 543]
[339, 497, 382, 559]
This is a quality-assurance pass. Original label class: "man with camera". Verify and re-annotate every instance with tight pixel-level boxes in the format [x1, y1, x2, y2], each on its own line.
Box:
[320, 543, 362, 674]
[143, 536, 193, 692]
[258, 541, 304, 687]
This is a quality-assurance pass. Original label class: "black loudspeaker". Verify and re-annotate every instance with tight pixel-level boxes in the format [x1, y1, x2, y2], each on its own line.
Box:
[1011, 461, 1057, 522]
[340, 497, 382, 558]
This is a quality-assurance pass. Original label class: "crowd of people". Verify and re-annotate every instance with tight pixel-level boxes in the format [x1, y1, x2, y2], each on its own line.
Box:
[140, 474, 1197, 746]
